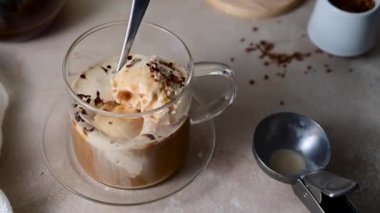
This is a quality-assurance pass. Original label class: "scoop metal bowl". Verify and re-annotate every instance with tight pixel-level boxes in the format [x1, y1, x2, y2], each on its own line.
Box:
[253, 112, 359, 213]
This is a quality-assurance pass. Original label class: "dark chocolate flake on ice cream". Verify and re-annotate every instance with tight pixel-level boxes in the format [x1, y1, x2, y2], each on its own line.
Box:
[126, 58, 142, 68]
[100, 66, 108, 73]
[94, 91, 104, 106]
[142, 134, 156, 140]
[77, 94, 91, 104]
[74, 112, 84, 122]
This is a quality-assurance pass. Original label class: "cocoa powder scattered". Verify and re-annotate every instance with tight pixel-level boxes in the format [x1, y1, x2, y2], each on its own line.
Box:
[245, 40, 312, 68]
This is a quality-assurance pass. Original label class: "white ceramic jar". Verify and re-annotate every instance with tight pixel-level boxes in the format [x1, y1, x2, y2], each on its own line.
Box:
[308, 0, 380, 57]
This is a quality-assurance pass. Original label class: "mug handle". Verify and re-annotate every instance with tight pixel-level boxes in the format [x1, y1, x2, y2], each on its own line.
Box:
[190, 62, 237, 124]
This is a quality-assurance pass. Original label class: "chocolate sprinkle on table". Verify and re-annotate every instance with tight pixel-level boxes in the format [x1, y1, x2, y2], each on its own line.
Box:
[264, 75, 269, 80]
[314, 49, 324, 54]
[280, 101, 285, 106]
[249, 79, 255, 85]
[107, 65, 112, 69]
[230, 57, 235, 62]
[253, 27, 258, 32]
[245, 40, 312, 68]
[240, 38, 245, 42]
[108, 121, 113, 125]
[276, 73, 286, 78]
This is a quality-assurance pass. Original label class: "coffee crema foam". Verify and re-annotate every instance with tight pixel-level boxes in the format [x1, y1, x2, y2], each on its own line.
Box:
[70, 55, 190, 188]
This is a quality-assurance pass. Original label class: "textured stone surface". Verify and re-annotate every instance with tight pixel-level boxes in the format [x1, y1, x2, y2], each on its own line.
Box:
[0, 0, 379, 212]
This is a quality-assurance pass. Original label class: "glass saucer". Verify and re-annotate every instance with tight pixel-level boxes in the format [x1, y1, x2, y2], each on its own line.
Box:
[41, 97, 215, 205]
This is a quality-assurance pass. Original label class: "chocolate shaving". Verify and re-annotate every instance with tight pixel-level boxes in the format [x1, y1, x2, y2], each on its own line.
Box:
[94, 91, 104, 106]
[143, 134, 156, 140]
[100, 66, 108, 73]
[126, 58, 142, 68]
[83, 127, 95, 136]
[79, 107, 87, 115]
[85, 127, 94, 132]
[107, 65, 112, 69]
[127, 55, 133, 60]
[77, 94, 91, 104]
[74, 112, 84, 122]
[108, 121, 113, 125]
[160, 60, 175, 69]
[80, 74, 86, 79]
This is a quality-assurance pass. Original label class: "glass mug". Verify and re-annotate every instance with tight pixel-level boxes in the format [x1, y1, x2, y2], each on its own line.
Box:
[63, 21, 237, 189]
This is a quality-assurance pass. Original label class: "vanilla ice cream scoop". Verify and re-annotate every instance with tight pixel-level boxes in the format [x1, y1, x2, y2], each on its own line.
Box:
[93, 101, 144, 141]
[112, 55, 186, 112]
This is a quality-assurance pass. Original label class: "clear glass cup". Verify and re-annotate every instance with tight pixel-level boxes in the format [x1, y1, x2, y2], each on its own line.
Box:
[63, 21, 237, 189]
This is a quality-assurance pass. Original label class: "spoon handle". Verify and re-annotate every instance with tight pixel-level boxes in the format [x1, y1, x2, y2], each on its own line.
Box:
[116, 0, 150, 72]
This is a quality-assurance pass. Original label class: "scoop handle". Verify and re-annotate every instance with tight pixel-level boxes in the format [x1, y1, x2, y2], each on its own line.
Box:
[303, 171, 358, 198]
[190, 62, 237, 124]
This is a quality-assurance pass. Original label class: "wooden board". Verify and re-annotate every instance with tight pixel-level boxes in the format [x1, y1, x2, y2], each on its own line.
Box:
[207, 0, 304, 19]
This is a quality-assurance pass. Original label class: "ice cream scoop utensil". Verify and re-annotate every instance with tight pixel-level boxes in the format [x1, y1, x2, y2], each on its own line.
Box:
[115, 0, 150, 73]
[253, 112, 358, 213]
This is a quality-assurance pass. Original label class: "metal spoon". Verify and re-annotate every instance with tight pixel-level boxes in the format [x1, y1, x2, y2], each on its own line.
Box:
[115, 0, 150, 72]
[252, 112, 358, 213]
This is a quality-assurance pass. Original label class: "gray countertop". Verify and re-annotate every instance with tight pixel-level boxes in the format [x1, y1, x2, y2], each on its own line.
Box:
[0, 0, 379, 212]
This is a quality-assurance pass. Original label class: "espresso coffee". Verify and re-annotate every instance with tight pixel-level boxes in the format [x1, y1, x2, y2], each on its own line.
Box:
[71, 55, 190, 188]
[329, 0, 375, 13]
